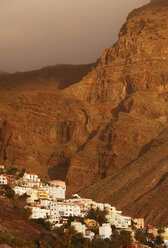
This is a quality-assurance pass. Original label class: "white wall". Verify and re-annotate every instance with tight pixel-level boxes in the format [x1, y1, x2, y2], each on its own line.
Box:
[99, 223, 112, 239]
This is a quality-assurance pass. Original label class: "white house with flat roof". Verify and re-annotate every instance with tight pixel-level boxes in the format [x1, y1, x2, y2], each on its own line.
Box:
[13, 186, 30, 196]
[0, 174, 7, 185]
[106, 211, 131, 229]
[29, 206, 50, 219]
[57, 202, 81, 217]
[48, 186, 65, 201]
[39, 185, 65, 201]
[99, 223, 112, 239]
[23, 173, 41, 182]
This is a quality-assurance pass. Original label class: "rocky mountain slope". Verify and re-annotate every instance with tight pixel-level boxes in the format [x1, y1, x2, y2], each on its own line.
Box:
[0, 196, 47, 241]
[0, 0, 168, 225]
[79, 0, 168, 224]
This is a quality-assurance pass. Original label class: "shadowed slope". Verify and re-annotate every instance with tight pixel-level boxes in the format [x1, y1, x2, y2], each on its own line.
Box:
[0, 63, 96, 91]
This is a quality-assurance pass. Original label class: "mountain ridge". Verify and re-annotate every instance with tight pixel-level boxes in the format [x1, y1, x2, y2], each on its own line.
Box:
[0, 0, 168, 225]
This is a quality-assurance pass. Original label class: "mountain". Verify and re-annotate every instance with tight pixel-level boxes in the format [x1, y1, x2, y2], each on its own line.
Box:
[79, 0, 168, 225]
[0, 0, 168, 225]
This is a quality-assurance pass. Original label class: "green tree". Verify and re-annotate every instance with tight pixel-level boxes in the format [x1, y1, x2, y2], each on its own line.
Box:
[90, 226, 99, 235]
[86, 208, 107, 225]
[65, 226, 77, 247]
[19, 168, 26, 178]
[5, 188, 15, 199]
[154, 235, 164, 247]
[31, 218, 51, 231]
[111, 225, 117, 233]
[135, 229, 147, 244]
[111, 230, 122, 247]
[71, 233, 85, 248]
[119, 230, 132, 247]
[91, 237, 106, 248]
[54, 227, 66, 248]
[84, 238, 91, 248]
[65, 216, 75, 228]
[157, 227, 165, 235]
[110, 239, 122, 248]
[7, 167, 18, 175]
[39, 234, 53, 248]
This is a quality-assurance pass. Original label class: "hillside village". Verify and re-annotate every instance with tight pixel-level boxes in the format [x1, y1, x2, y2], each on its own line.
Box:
[0, 166, 168, 247]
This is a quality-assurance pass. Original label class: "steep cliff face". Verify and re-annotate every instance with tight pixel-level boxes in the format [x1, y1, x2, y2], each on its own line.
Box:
[0, 63, 111, 190]
[0, 0, 168, 225]
[67, 0, 168, 111]
[66, 0, 168, 189]
[78, 0, 168, 224]
[0, 86, 105, 182]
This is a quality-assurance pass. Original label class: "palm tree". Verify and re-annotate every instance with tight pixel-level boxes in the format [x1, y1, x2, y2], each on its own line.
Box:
[66, 226, 77, 247]
[119, 230, 132, 248]
[53, 227, 66, 248]
[154, 235, 164, 247]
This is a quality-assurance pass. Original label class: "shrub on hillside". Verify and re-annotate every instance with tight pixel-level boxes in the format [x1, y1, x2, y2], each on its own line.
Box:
[86, 207, 108, 225]
[6, 167, 18, 175]
[31, 218, 51, 231]
[5, 188, 15, 199]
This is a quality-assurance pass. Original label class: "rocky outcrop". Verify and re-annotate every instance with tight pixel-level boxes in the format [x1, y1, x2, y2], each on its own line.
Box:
[0, 0, 168, 225]
[67, 0, 168, 112]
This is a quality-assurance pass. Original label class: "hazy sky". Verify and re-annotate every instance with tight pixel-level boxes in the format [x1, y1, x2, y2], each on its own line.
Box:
[0, 0, 149, 72]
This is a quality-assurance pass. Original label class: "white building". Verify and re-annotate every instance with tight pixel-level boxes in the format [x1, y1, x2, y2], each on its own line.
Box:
[106, 210, 131, 229]
[29, 206, 50, 219]
[48, 186, 65, 201]
[39, 185, 65, 201]
[21, 173, 42, 188]
[122, 216, 132, 227]
[99, 223, 112, 239]
[66, 198, 94, 217]
[13, 186, 30, 196]
[71, 221, 86, 235]
[133, 218, 144, 229]
[0, 174, 7, 185]
[23, 173, 41, 182]
[22, 181, 42, 188]
[57, 202, 81, 217]
[50, 201, 60, 217]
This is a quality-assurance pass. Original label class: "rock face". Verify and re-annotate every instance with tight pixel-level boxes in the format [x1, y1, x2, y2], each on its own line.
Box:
[0, 0, 168, 225]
